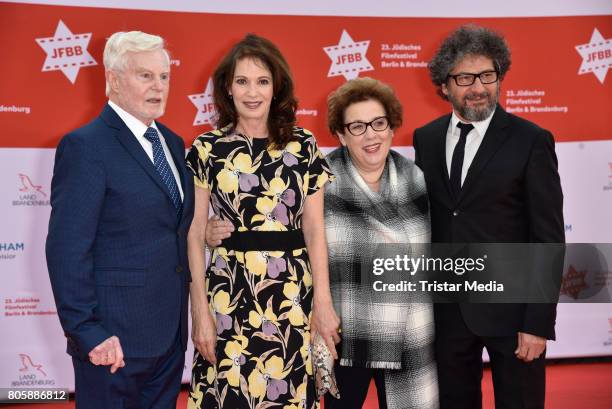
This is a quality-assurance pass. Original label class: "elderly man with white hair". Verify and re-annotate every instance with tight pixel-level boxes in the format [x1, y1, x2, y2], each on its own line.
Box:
[46, 31, 194, 408]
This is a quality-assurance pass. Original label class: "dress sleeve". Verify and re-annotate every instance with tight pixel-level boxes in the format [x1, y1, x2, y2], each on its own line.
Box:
[186, 134, 214, 190]
[303, 130, 335, 196]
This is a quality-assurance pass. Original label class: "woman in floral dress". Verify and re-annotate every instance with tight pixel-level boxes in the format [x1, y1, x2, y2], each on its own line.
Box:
[186, 34, 340, 409]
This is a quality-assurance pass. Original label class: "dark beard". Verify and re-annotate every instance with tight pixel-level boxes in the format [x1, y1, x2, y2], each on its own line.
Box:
[449, 86, 499, 122]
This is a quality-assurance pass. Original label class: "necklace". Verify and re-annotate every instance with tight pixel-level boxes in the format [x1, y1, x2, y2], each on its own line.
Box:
[236, 125, 268, 140]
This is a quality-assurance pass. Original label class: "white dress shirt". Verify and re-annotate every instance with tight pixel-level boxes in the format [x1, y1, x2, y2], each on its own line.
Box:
[445, 110, 495, 186]
[108, 100, 184, 199]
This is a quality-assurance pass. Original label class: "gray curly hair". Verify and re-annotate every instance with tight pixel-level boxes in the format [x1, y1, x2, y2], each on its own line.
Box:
[429, 24, 511, 97]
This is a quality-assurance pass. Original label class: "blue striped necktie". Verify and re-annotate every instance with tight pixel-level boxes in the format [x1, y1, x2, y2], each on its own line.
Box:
[143, 127, 182, 214]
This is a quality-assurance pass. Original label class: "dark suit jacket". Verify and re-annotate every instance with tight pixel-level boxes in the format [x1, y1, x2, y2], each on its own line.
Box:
[46, 104, 194, 360]
[413, 105, 564, 339]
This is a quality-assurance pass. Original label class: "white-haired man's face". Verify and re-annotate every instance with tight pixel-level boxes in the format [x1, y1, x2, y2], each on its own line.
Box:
[108, 49, 170, 125]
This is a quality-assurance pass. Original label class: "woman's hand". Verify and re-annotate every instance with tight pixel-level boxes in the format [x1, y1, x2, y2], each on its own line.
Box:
[311, 299, 341, 360]
[191, 308, 217, 365]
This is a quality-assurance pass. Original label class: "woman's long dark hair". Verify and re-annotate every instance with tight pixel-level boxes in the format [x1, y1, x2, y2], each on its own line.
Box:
[212, 34, 298, 149]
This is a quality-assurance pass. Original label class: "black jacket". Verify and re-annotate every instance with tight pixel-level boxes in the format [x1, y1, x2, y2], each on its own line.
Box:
[413, 105, 564, 339]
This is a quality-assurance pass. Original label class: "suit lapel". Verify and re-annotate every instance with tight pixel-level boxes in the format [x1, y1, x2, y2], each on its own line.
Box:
[100, 105, 175, 206]
[457, 106, 510, 204]
[432, 115, 454, 206]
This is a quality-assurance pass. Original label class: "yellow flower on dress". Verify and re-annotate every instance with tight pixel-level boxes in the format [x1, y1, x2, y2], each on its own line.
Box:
[316, 172, 330, 190]
[236, 251, 244, 264]
[215, 246, 229, 260]
[245, 251, 266, 277]
[245, 250, 285, 277]
[206, 366, 216, 385]
[267, 147, 282, 159]
[212, 290, 237, 334]
[247, 355, 290, 400]
[217, 152, 260, 194]
[299, 330, 313, 375]
[251, 196, 287, 231]
[211, 247, 230, 270]
[263, 177, 289, 198]
[302, 264, 312, 288]
[280, 282, 304, 326]
[302, 172, 310, 195]
[268, 141, 302, 159]
[284, 382, 308, 409]
[187, 383, 203, 409]
[248, 302, 279, 335]
[193, 139, 213, 163]
[219, 335, 250, 387]
[285, 141, 302, 157]
[212, 290, 237, 315]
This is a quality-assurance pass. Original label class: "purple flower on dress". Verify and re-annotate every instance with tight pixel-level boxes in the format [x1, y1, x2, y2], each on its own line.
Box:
[238, 173, 259, 192]
[216, 312, 232, 334]
[267, 256, 286, 279]
[280, 188, 296, 207]
[262, 320, 277, 336]
[282, 152, 298, 167]
[214, 256, 227, 269]
[272, 203, 289, 225]
[211, 195, 222, 215]
[266, 378, 288, 400]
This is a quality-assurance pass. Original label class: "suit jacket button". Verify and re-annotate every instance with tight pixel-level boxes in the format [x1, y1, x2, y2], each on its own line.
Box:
[452, 210, 459, 216]
[175, 265, 183, 273]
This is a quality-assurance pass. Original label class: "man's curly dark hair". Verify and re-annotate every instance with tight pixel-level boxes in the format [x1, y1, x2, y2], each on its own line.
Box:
[429, 24, 511, 99]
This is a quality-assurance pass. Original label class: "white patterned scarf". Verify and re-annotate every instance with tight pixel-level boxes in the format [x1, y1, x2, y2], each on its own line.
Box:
[324, 146, 435, 371]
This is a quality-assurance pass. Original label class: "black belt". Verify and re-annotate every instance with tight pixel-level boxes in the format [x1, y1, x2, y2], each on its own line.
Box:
[220, 229, 306, 252]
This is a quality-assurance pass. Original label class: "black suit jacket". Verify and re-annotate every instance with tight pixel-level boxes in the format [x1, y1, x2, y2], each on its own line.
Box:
[413, 105, 564, 339]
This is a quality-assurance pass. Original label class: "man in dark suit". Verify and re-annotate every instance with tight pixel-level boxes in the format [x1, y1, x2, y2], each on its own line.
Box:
[46, 31, 194, 408]
[413, 25, 564, 409]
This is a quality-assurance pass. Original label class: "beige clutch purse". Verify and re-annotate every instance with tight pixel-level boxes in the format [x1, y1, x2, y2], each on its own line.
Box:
[312, 333, 340, 399]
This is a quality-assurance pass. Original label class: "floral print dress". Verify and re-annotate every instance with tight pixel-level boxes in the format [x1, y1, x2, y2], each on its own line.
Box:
[186, 126, 333, 409]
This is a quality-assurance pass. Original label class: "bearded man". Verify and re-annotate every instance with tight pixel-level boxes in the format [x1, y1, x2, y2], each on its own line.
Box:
[413, 25, 564, 409]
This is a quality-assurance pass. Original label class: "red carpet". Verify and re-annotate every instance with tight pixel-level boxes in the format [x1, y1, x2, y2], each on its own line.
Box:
[4, 362, 611, 408]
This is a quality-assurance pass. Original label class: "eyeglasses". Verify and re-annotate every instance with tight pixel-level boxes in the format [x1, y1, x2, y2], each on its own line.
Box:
[344, 116, 390, 136]
[447, 70, 499, 86]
